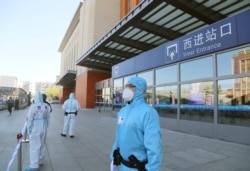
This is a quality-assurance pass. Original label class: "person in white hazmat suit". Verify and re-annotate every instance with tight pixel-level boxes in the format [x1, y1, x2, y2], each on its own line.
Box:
[61, 92, 80, 138]
[25, 91, 51, 171]
[110, 76, 162, 171]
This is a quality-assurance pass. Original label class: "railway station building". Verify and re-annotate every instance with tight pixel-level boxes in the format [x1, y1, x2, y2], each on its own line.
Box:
[57, 0, 250, 144]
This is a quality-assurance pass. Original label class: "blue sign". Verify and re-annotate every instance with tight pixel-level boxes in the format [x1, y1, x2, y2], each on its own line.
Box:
[112, 9, 250, 78]
[112, 58, 135, 78]
[165, 16, 237, 63]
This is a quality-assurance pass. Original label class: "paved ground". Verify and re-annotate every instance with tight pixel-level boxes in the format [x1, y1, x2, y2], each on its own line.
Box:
[1, 104, 250, 171]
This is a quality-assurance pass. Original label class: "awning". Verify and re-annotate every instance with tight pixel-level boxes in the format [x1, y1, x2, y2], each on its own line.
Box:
[56, 70, 76, 87]
[76, 0, 250, 71]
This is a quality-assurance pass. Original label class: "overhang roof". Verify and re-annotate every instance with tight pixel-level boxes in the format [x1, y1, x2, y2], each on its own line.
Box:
[56, 70, 76, 87]
[76, 0, 250, 71]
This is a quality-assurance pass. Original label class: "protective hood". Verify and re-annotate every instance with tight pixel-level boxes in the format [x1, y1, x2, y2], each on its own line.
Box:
[34, 91, 43, 105]
[127, 76, 147, 102]
[69, 93, 75, 100]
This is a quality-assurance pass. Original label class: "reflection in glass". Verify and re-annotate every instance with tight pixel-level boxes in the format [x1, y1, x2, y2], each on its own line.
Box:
[137, 70, 153, 86]
[180, 81, 214, 122]
[146, 88, 153, 106]
[94, 79, 112, 108]
[113, 78, 123, 108]
[181, 56, 213, 81]
[102, 88, 111, 104]
[155, 85, 177, 118]
[95, 89, 102, 103]
[155, 65, 177, 85]
[217, 47, 250, 76]
[218, 78, 250, 127]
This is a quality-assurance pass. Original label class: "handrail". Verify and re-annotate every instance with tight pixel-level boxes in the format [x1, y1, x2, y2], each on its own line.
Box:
[6, 121, 28, 171]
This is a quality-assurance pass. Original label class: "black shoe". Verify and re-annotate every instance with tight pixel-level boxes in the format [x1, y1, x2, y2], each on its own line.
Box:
[70, 135, 74, 138]
[61, 133, 66, 137]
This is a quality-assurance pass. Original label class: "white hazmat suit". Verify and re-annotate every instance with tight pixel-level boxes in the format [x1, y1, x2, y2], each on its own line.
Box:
[26, 92, 50, 171]
[110, 76, 162, 171]
[61, 93, 80, 137]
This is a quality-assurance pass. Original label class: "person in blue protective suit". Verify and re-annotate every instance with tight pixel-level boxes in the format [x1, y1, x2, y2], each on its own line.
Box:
[110, 76, 162, 171]
[61, 92, 80, 138]
[25, 91, 51, 171]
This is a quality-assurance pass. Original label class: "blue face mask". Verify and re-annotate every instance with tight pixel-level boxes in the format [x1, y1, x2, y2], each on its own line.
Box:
[122, 88, 134, 102]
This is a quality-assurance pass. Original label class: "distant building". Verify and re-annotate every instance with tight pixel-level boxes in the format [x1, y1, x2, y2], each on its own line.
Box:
[28, 81, 54, 95]
[18, 81, 30, 93]
[0, 76, 18, 87]
[0, 75, 54, 95]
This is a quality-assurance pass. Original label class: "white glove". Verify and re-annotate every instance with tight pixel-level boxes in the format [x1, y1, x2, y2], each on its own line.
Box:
[110, 160, 119, 171]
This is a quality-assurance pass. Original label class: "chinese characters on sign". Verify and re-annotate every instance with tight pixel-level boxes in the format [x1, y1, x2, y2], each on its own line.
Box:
[183, 23, 231, 54]
[165, 19, 235, 63]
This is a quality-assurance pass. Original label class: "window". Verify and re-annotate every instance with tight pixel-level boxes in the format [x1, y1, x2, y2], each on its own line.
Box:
[137, 70, 153, 86]
[146, 87, 153, 106]
[217, 47, 250, 76]
[113, 78, 123, 105]
[155, 85, 178, 118]
[181, 56, 213, 81]
[180, 81, 214, 122]
[218, 78, 250, 127]
[155, 65, 177, 85]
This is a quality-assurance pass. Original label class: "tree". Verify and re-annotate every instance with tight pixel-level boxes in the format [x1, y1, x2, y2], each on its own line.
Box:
[45, 85, 59, 99]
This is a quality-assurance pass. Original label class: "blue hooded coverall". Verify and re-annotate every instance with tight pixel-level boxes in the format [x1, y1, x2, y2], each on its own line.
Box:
[111, 76, 162, 171]
[26, 92, 50, 169]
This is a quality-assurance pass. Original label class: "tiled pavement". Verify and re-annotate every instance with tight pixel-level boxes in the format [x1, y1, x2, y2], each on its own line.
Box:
[1, 104, 250, 171]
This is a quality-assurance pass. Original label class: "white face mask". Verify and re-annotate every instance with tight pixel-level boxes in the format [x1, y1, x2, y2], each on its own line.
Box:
[122, 88, 134, 102]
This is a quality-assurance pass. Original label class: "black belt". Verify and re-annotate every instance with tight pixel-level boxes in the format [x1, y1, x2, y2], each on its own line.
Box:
[65, 111, 77, 115]
[121, 158, 137, 168]
[121, 155, 147, 171]
[113, 148, 147, 171]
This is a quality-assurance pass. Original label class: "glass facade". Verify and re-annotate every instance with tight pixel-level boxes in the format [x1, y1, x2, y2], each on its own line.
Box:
[94, 79, 112, 108]
[111, 45, 250, 127]
[146, 87, 153, 106]
[155, 65, 177, 85]
[113, 78, 123, 106]
[217, 79, 250, 126]
[217, 47, 250, 76]
[217, 47, 250, 127]
[137, 71, 153, 86]
[155, 85, 178, 118]
[180, 81, 214, 122]
[180, 56, 213, 81]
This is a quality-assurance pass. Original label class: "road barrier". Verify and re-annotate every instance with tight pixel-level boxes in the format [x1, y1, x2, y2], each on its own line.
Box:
[6, 121, 29, 171]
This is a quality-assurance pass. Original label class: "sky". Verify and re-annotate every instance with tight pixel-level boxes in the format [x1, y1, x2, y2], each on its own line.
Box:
[0, 0, 81, 82]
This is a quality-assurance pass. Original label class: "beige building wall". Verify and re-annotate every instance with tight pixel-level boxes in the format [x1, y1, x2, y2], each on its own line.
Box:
[77, 0, 121, 75]
[58, 3, 82, 76]
[59, 0, 120, 76]
[58, 0, 121, 107]
[0, 76, 18, 87]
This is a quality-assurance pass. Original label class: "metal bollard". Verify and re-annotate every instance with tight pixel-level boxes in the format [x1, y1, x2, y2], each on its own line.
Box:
[6, 122, 28, 171]
[21, 126, 29, 143]
[17, 142, 22, 171]
[17, 133, 23, 171]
